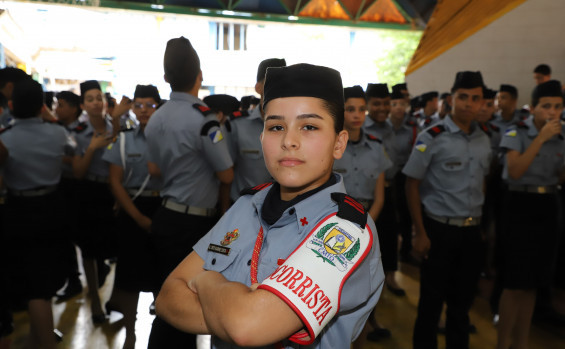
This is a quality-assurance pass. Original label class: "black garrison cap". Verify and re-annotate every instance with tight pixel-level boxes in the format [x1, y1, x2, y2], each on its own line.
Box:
[366, 83, 390, 98]
[257, 58, 287, 82]
[483, 88, 497, 99]
[80, 80, 101, 96]
[134, 84, 161, 103]
[344, 85, 365, 101]
[451, 71, 484, 92]
[532, 80, 563, 101]
[203, 94, 241, 114]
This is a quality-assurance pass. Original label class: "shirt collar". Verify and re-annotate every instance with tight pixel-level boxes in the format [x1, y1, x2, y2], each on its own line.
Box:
[170, 91, 202, 105]
[525, 117, 539, 137]
[13, 116, 43, 125]
[252, 174, 346, 235]
[444, 115, 479, 136]
[249, 107, 263, 121]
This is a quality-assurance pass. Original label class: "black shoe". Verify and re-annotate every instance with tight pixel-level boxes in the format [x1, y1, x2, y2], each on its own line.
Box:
[92, 313, 108, 325]
[386, 284, 406, 297]
[367, 327, 391, 342]
[54, 328, 63, 342]
[97, 259, 111, 288]
[149, 301, 156, 315]
[56, 277, 83, 302]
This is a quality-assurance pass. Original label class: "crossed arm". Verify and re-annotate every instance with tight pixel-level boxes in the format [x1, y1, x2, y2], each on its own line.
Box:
[155, 251, 303, 347]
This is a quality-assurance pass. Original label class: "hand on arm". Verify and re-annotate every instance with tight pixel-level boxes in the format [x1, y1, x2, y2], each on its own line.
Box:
[368, 172, 385, 221]
[110, 96, 132, 136]
[108, 164, 151, 231]
[147, 161, 161, 178]
[72, 133, 112, 179]
[405, 177, 430, 258]
[506, 120, 561, 179]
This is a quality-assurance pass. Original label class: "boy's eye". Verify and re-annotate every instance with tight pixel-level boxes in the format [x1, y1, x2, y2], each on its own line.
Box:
[302, 124, 318, 131]
[268, 125, 284, 131]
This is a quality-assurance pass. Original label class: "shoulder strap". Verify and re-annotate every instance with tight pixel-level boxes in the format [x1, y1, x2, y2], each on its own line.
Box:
[365, 134, 382, 143]
[426, 125, 445, 138]
[193, 103, 214, 117]
[239, 182, 273, 196]
[330, 192, 368, 228]
[119, 132, 133, 185]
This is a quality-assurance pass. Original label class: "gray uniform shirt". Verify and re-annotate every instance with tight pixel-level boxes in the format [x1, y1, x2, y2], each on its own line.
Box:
[71, 117, 114, 178]
[145, 92, 233, 208]
[229, 107, 271, 201]
[193, 174, 384, 348]
[333, 132, 392, 200]
[388, 118, 420, 169]
[402, 116, 492, 217]
[0, 117, 71, 190]
[491, 109, 530, 132]
[102, 128, 162, 190]
[364, 119, 397, 180]
[500, 118, 565, 186]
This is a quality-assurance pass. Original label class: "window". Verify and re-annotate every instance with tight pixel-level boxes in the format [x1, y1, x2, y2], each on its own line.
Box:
[211, 22, 247, 51]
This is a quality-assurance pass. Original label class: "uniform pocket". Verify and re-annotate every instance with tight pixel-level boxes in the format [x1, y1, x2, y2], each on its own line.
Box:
[203, 246, 241, 273]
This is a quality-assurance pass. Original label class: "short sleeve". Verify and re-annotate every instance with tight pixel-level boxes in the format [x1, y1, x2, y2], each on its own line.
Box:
[200, 116, 233, 172]
[379, 146, 393, 174]
[402, 133, 433, 180]
[101, 134, 122, 166]
[499, 126, 522, 153]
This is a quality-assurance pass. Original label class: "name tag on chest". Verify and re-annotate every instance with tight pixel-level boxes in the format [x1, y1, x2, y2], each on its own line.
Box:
[208, 244, 231, 255]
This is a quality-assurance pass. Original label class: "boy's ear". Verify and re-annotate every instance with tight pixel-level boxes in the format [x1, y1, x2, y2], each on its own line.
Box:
[333, 130, 348, 160]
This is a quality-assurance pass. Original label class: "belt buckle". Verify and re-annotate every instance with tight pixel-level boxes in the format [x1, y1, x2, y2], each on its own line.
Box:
[537, 186, 546, 194]
[463, 217, 473, 227]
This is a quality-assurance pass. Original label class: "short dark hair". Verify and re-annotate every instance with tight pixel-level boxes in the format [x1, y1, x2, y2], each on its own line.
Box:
[56, 91, 82, 118]
[322, 100, 344, 133]
[0, 67, 30, 90]
[534, 64, 551, 76]
[12, 79, 44, 119]
[164, 37, 200, 92]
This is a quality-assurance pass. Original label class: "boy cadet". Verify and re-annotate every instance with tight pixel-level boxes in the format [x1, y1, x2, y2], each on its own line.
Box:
[403, 71, 492, 349]
[533, 64, 551, 85]
[491, 84, 529, 131]
[414, 91, 439, 128]
[156, 63, 384, 348]
[144, 36, 233, 348]
[228, 58, 286, 202]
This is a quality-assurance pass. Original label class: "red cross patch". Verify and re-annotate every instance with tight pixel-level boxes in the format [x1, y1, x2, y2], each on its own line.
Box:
[300, 217, 308, 226]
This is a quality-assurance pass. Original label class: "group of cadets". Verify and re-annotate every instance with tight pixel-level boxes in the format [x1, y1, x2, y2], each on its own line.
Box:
[0, 34, 563, 349]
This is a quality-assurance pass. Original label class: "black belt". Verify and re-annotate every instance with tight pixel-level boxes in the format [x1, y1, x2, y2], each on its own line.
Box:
[425, 211, 481, 227]
[162, 199, 216, 217]
[507, 184, 558, 194]
[9, 186, 57, 197]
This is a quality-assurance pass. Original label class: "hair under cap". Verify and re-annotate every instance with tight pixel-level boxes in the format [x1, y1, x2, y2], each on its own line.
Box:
[390, 89, 405, 100]
[451, 71, 484, 92]
[392, 83, 407, 92]
[263, 63, 344, 109]
[80, 80, 101, 97]
[203, 94, 240, 114]
[532, 80, 563, 101]
[257, 58, 286, 83]
[344, 85, 365, 101]
[499, 84, 518, 98]
[134, 84, 161, 103]
[366, 83, 390, 98]
[421, 91, 439, 103]
[483, 88, 497, 100]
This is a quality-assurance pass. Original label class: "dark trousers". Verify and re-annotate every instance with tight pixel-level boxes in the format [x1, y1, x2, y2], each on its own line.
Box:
[413, 215, 482, 349]
[148, 206, 217, 349]
[395, 173, 413, 259]
[375, 186, 399, 272]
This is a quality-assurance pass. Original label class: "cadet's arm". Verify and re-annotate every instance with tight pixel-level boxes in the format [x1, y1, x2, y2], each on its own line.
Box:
[147, 161, 161, 178]
[216, 168, 234, 214]
[189, 268, 303, 346]
[108, 164, 151, 231]
[368, 172, 385, 221]
[506, 145, 543, 180]
[405, 176, 424, 235]
[72, 134, 111, 179]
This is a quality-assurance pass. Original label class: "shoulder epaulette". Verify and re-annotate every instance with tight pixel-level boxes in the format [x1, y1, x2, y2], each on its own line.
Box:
[423, 118, 432, 127]
[405, 120, 418, 127]
[0, 125, 12, 134]
[426, 125, 445, 138]
[331, 193, 368, 228]
[239, 182, 273, 196]
[229, 110, 250, 121]
[479, 123, 491, 137]
[366, 134, 382, 143]
[72, 122, 88, 133]
[517, 121, 528, 129]
[193, 103, 214, 117]
[488, 122, 500, 132]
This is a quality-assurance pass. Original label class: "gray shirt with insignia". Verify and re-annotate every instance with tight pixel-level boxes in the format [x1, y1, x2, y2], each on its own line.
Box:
[364, 119, 397, 180]
[71, 117, 114, 178]
[0, 117, 72, 190]
[193, 174, 383, 349]
[402, 116, 492, 217]
[145, 92, 233, 208]
[333, 131, 392, 200]
[229, 107, 271, 201]
[500, 118, 565, 186]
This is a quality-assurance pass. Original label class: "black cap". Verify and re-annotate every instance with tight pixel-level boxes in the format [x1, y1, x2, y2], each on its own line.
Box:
[532, 80, 563, 101]
[421, 91, 439, 103]
[257, 58, 286, 82]
[134, 84, 161, 103]
[164, 36, 200, 91]
[483, 87, 497, 100]
[366, 83, 389, 98]
[392, 83, 407, 92]
[451, 71, 484, 92]
[344, 85, 365, 101]
[203, 94, 240, 115]
[56, 91, 81, 107]
[390, 89, 405, 100]
[499, 84, 518, 99]
[263, 63, 343, 109]
[411, 96, 422, 109]
[80, 80, 101, 96]
[440, 92, 451, 100]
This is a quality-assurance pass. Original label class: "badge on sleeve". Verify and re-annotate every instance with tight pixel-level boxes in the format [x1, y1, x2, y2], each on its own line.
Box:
[505, 129, 517, 137]
[209, 129, 224, 143]
[221, 229, 239, 246]
[415, 140, 427, 152]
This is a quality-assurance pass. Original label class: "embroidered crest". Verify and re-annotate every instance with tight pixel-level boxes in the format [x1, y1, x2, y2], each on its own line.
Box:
[221, 229, 239, 246]
[415, 140, 427, 152]
[209, 129, 224, 143]
[505, 129, 517, 137]
[306, 223, 360, 272]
